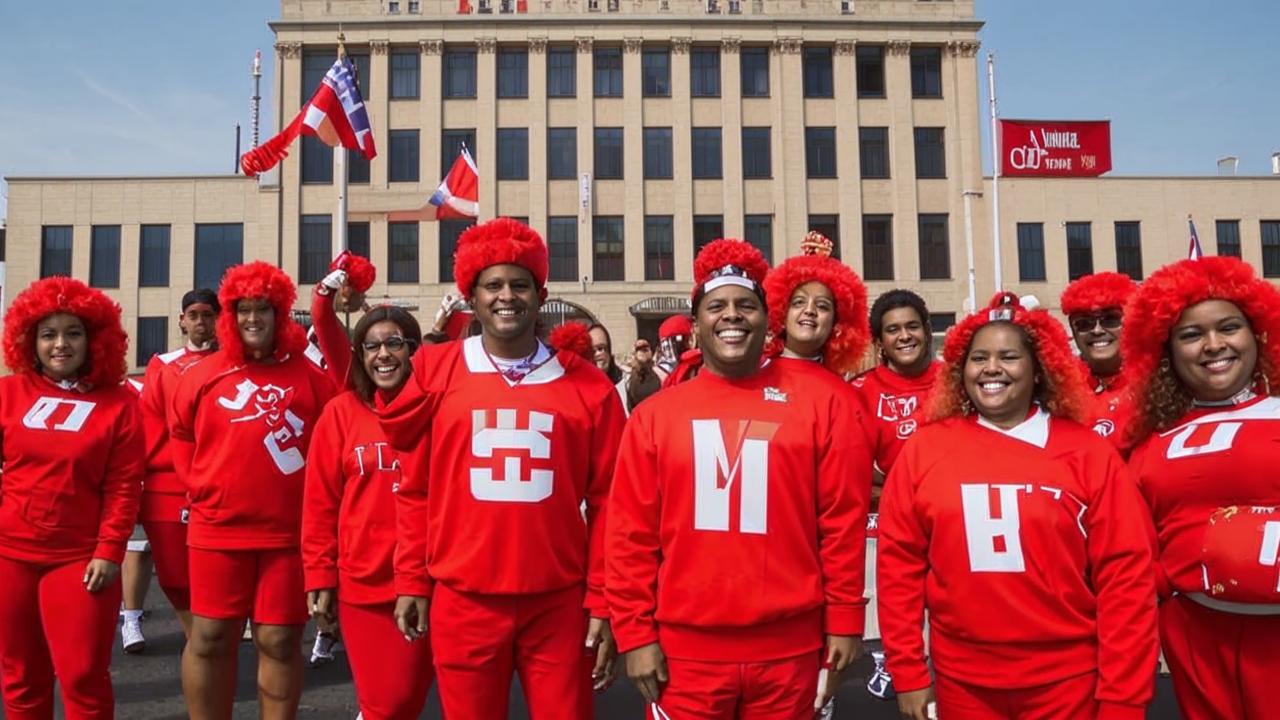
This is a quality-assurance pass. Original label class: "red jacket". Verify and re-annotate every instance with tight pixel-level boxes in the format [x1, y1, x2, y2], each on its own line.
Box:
[0, 373, 144, 565]
[849, 362, 941, 474]
[137, 346, 213, 522]
[302, 391, 402, 605]
[169, 351, 336, 550]
[606, 358, 872, 662]
[878, 410, 1157, 719]
[379, 336, 624, 614]
[1086, 370, 1130, 449]
[309, 286, 353, 389]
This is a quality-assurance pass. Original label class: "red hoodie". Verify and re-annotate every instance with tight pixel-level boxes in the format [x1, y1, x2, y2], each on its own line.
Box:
[606, 358, 872, 662]
[137, 346, 213, 522]
[0, 373, 144, 565]
[878, 410, 1157, 719]
[849, 362, 941, 474]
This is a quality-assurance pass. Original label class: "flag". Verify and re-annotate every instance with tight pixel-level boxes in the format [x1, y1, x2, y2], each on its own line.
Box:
[429, 147, 479, 220]
[1188, 217, 1204, 260]
[240, 57, 376, 176]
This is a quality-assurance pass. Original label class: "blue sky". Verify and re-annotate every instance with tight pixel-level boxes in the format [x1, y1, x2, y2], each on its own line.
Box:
[1, 0, 1277, 219]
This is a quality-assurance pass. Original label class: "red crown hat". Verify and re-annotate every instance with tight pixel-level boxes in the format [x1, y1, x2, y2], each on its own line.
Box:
[1060, 272, 1138, 316]
[453, 217, 549, 297]
[3, 276, 129, 388]
[658, 314, 693, 341]
[330, 251, 377, 294]
[548, 322, 594, 361]
[691, 238, 771, 307]
[216, 261, 309, 361]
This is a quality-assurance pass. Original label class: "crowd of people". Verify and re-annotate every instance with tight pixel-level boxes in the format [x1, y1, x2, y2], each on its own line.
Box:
[0, 214, 1275, 720]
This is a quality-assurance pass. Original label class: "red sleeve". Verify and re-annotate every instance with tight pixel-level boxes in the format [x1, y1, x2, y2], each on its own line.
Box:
[818, 392, 872, 636]
[167, 370, 199, 487]
[380, 349, 438, 598]
[302, 401, 346, 592]
[584, 382, 626, 617]
[310, 286, 352, 389]
[604, 409, 663, 653]
[876, 445, 933, 693]
[1125, 441, 1173, 599]
[137, 356, 168, 469]
[95, 400, 145, 564]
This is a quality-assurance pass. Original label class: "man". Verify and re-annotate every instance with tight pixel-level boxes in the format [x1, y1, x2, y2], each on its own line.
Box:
[654, 314, 693, 384]
[1059, 272, 1138, 442]
[624, 338, 661, 411]
[607, 239, 871, 718]
[381, 218, 624, 720]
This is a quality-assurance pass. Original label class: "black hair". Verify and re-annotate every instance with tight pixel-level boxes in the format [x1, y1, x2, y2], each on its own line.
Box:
[870, 289, 931, 337]
[587, 323, 624, 383]
[349, 306, 423, 403]
[181, 288, 221, 314]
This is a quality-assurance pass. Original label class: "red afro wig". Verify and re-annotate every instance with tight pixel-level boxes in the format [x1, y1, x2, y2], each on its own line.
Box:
[764, 255, 871, 375]
[548, 322, 594, 361]
[4, 276, 129, 388]
[331, 252, 377, 294]
[1121, 256, 1280, 442]
[453, 217, 549, 298]
[692, 238, 770, 308]
[1059, 272, 1138, 316]
[217, 261, 308, 361]
[928, 291, 1093, 424]
[658, 314, 693, 340]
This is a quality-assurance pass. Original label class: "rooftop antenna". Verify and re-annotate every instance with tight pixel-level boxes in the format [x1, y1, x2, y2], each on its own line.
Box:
[250, 50, 263, 148]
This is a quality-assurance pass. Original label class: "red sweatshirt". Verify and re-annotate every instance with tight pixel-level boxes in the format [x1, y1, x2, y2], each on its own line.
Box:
[0, 373, 144, 565]
[169, 351, 336, 550]
[878, 410, 1157, 719]
[1128, 394, 1280, 600]
[379, 336, 625, 614]
[849, 362, 941, 474]
[137, 346, 213, 522]
[606, 358, 871, 662]
[309, 286, 352, 389]
[302, 391, 403, 605]
[1087, 370, 1130, 448]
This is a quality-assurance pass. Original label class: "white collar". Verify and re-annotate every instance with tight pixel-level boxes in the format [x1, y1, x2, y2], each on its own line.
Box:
[977, 406, 1050, 449]
[462, 335, 567, 387]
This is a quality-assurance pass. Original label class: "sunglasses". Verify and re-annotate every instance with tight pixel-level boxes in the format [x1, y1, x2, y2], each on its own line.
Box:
[1069, 313, 1123, 334]
[361, 336, 415, 353]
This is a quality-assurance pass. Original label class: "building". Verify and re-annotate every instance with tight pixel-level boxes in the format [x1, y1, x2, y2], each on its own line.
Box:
[3, 0, 1278, 373]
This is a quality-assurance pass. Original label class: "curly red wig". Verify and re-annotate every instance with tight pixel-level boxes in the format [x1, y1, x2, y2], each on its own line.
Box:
[4, 277, 128, 388]
[1059, 272, 1138, 316]
[453, 217, 549, 297]
[549, 322, 594, 361]
[928, 292, 1093, 424]
[217, 261, 308, 361]
[692, 239, 770, 308]
[764, 255, 871, 375]
[331, 252, 377, 294]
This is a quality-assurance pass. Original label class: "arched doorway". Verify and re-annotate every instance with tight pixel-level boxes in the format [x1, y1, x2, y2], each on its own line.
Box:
[541, 297, 599, 333]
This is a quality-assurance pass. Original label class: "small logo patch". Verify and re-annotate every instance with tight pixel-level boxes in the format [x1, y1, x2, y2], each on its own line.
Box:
[764, 387, 788, 404]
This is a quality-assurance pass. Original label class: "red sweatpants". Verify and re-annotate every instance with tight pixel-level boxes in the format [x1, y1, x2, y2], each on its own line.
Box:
[654, 652, 820, 720]
[340, 600, 434, 720]
[934, 670, 1098, 720]
[429, 583, 593, 720]
[1159, 594, 1280, 720]
[0, 555, 121, 720]
[140, 520, 189, 610]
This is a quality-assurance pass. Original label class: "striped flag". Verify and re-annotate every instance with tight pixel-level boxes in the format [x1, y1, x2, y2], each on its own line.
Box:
[429, 146, 479, 220]
[1188, 217, 1204, 260]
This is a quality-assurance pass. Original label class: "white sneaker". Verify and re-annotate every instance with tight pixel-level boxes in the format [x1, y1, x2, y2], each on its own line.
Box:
[242, 620, 253, 642]
[309, 631, 341, 667]
[121, 618, 146, 654]
[818, 698, 836, 719]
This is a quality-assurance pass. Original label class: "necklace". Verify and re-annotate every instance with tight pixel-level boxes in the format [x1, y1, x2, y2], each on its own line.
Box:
[484, 340, 544, 383]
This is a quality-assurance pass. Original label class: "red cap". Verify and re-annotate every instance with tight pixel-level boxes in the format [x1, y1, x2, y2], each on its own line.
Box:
[658, 314, 693, 340]
[453, 218, 549, 297]
[691, 239, 770, 308]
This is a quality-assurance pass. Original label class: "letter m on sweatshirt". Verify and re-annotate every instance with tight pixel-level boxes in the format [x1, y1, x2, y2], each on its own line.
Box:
[692, 419, 780, 535]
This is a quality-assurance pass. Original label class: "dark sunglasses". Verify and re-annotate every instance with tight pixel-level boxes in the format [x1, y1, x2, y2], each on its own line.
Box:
[361, 336, 415, 353]
[1069, 313, 1123, 333]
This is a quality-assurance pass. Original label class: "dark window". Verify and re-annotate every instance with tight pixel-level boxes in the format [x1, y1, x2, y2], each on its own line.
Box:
[348, 222, 371, 259]
[594, 48, 623, 97]
[139, 225, 171, 287]
[808, 215, 841, 260]
[643, 128, 673, 179]
[1066, 222, 1094, 280]
[691, 47, 721, 97]
[805, 127, 837, 178]
[547, 46, 576, 97]
[693, 215, 724, 254]
[1016, 223, 1046, 282]
[387, 222, 419, 283]
[444, 47, 477, 98]
[348, 153, 370, 184]
[497, 48, 528, 98]
[594, 128, 624, 179]
[438, 219, 474, 283]
[299, 215, 332, 284]
[931, 312, 958, 334]
[859, 127, 890, 179]
[644, 216, 675, 280]
[692, 128, 722, 179]
[1114, 222, 1143, 280]
[547, 217, 578, 281]
[301, 133, 333, 183]
[1263, 221, 1280, 278]
[547, 128, 577, 180]
[89, 225, 121, 288]
[856, 45, 886, 98]
[744, 215, 773, 264]
[802, 46, 834, 98]
[642, 48, 670, 97]
[301, 51, 370, 183]
[914, 127, 946, 178]
[389, 129, 420, 182]
[136, 317, 168, 367]
[194, 224, 244, 291]
[497, 128, 529, 180]
[910, 47, 942, 98]
[862, 215, 893, 280]
[742, 127, 771, 179]
[918, 214, 950, 280]
[592, 216, 625, 281]
[740, 47, 769, 97]
[441, 129, 476, 176]
[1216, 220, 1241, 258]
[390, 50, 420, 99]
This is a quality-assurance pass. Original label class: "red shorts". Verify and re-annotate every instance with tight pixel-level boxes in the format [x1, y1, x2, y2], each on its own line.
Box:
[140, 520, 189, 610]
[188, 547, 307, 625]
[655, 652, 820, 720]
[934, 670, 1099, 720]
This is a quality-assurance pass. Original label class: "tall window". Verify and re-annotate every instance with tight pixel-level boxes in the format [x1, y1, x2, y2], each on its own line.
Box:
[744, 215, 773, 264]
[740, 47, 769, 97]
[441, 129, 476, 175]
[643, 128, 673, 179]
[301, 51, 370, 184]
[862, 215, 893, 280]
[742, 127, 771, 179]
[548, 128, 577, 179]
[592, 217, 625, 281]
[194, 224, 244, 291]
[594, 128, 624, 179]
[805, 127, 837, 178]
[594, 48, 623, 97]
[808, 215, 840, 260]
[802, 46, 833, 98]
[497, 48, 528, 98]
[856, 45, 886, 98]
[348, 222, 371, 259]
[859, 127, 890, 179]
[1066, 222, 1093, 280]
[389, 129, 420, 182]
[547, 46, 576, 97]
[691, 47, 721, 97]
[1262, 221, 1280, 278]
[136, 317, 168, 367]
[139, 225, 171, 287]
[1216, 220, 1241, 257]
[644, 216, 675, 280]
[914, 127, 946, 178]
[41, 226, 73, 278]
[911, 47, 942, 98]
[496, 128, 529, 180]
[299, 215, 332, 284]
[1016, 223, 1046, 281]
[547, 217, 578, 281]
[390, 50, 420, 99]
[438, 220, 474, 283]
[90, 225, 121, 288]
[642, 48, 670, 97]
[693, 215, 724, 254]
[443, 47, 477, 97]
[918, 214, 950, 280]
[387, 222, 419, 283]
[1114, 222, 1143, 280]
[692, 128, 722, 179]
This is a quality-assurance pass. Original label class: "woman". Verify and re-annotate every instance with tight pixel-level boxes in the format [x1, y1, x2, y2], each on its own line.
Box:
[0, 276, 144, 719]
[1059, 272, 1138, 443]
[878, 292, 1157, 720]
[302, 306, 433, 720]
[1123, 256, 1280, 720]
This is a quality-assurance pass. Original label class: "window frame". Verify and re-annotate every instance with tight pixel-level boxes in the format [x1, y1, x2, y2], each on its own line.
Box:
[805, 127, 837, 179]
[1016, 222, 1046, 282]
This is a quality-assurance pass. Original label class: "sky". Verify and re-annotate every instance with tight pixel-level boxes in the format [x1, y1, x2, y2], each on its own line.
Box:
[1, 0, 1277, 219]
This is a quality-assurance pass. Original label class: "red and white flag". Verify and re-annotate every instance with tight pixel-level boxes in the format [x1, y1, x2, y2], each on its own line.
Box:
[1188, 217, 1204, 260]
[387, 146, 479, 222]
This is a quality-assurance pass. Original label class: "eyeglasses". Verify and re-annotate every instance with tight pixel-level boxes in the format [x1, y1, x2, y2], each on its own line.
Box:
[1069, 313, 1123, 334]
[361, 336, 415, 353]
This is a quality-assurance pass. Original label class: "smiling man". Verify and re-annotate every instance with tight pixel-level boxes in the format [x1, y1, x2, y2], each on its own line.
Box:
[1059, 272, 1138, 442]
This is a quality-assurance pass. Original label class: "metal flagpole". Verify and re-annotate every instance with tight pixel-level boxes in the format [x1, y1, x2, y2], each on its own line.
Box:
[987, 52, 1003, 292]
[335, 31, 349, 253]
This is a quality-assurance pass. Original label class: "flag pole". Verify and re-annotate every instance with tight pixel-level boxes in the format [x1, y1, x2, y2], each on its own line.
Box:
[987, 52, 1003, 292]
[335, 29, 349, 253]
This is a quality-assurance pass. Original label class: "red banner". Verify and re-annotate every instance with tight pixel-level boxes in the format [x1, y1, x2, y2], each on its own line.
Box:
[998, 119, 1112, 177]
